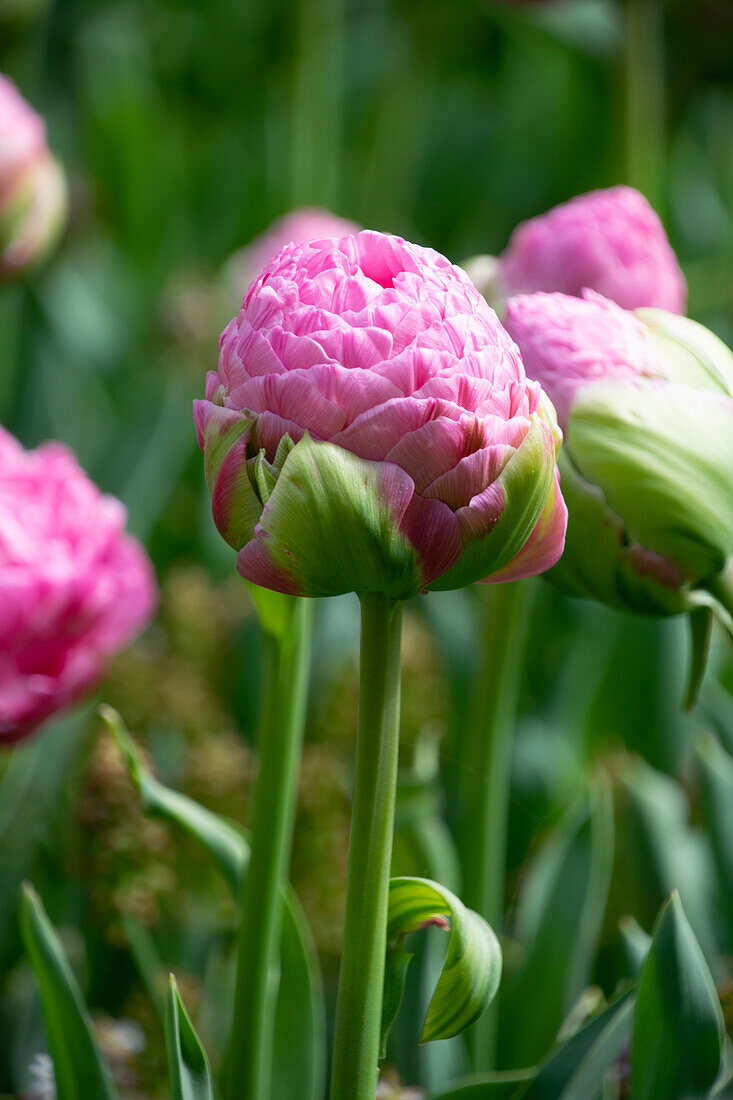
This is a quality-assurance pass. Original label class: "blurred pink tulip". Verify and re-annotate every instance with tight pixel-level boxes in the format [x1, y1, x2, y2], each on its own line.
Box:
[467, 186, 687, 315]
[0, 428, 157, 743]
[196, 230, 566, 598]
[0, 72, 67, 280]
[228, 207, 360, 298]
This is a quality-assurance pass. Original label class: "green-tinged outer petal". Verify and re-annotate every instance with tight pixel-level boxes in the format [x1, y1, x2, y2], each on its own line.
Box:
[19, 883, 119, 1100]
[548, 450, 689, 615]
[385, 876, 502, 1045]
[631, 892, 724, 1100]
[237, 434, 422, 598]
[567, 378, 733, 582]
[165, 976, 215, 1100]
[638, 308, 733, 396]
[194, 401, 262, 550]
[429, 411, 557, 591]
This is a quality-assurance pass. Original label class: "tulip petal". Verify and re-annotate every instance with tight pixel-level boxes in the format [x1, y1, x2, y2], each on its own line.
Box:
[429, 412, 559, 590]
[482, 468, 567, 584]
[193, 399, 262, 550]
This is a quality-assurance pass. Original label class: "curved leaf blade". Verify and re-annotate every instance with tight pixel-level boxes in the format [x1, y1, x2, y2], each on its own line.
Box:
[427, 1069, 535, 1099]
[165, 975, 214, 1100]
[102, 706, 326, 1100]
[100, 705, 248, 892]
[19, 883, 118, 1100]
[500, 781, 614, 1067]
[386, 876, 502, 1045]
[631, 891, 724, 1100]
[518, 989, 634, 1100]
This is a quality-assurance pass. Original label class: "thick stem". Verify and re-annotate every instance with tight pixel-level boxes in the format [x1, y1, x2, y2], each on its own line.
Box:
[222, 596, 313, 1100]
[330, 593, 403, 1100]
[462, 581, 531, 1070]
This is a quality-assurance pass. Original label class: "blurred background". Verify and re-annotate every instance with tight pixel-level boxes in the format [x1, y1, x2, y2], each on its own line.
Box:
[1, 0, 733, 1095]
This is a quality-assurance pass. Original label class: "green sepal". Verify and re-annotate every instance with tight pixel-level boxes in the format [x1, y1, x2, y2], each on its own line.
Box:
[631, 891, 724, 1100]
[637, 308, 733, 396]
[18, 882, 119, 1100]
[239, 433, 422, 597]
[384, 876, 502, 1046]
[567, 377, 733, 582]
[430, 411, 556, 591]
[685, 605, 713, 710]
[165, 975, 215, 1100]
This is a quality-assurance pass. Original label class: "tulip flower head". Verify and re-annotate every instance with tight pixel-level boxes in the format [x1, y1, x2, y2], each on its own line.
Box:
[466, 186, 687, 315]
[196, 230, 567, 599]
[0, 72, 66, 279]
[0, 428, 157, 743]
[504, 290, 733, 624]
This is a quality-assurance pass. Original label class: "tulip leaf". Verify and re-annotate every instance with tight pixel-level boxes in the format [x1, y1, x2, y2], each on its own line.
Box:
[518, 989, 635, 1100]
[631, 891, 724, 1099]
[100, 704, 249, 892]
[499, 780, 614, 1067]
[383, 876, 502, 1050]
[695, 731, 733, 928]
[102, 706, 326, 1100]
[18, 883, 118, 1100]
[618, 916, 652, 977]
[165, 975, 215, 1100]
[427, 1069, 536, 1099]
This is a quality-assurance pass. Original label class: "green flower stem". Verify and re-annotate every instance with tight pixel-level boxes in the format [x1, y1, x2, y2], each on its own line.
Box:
[222, 595, 313, 1100]
[462, 581, 531, 1071]
[330, 592, 403, 1100]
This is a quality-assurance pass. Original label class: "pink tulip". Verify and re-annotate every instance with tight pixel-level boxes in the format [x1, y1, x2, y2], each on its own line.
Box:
[504, 290, 733, 619]
[471, 186, 687, 314]
[503, 289, 661, 428]
[0, 428, 157, 743]
[229, 207, 360, 295]
[0, 72, 67, 280]
[195, 230, 566, 598]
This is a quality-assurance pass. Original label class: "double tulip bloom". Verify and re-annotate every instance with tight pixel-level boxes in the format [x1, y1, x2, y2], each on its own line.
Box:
[504, 291, 733, 623]
[196, 230, 567, 598]
[0, 428, 157, 742]
[0, 73, 67, 280]
[466, 186, 687, 315]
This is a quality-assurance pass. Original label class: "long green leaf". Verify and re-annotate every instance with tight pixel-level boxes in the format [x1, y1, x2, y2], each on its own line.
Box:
[695, 730, 733, 930]
[165, 975, 215, 1100]
[101, 706, 326, 1100]
[427, 1069, 536, 1099]
[384, 877, 502, 1046]
[18, 883, 118, 1100]
[499, 781, 614, 1067]
[100, 705, 248, 892]
[518, 989, 635, 1100]
[631, 891, 724, 1099]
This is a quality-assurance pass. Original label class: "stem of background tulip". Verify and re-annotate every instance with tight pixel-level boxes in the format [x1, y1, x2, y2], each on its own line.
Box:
[462, 580, 531, 1072]
[624, 0, 665, 211]
[221, 595, 313, 1100]
[330, 593, 403, 1100]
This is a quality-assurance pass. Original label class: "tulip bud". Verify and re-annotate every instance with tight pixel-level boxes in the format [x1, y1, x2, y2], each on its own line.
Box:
[196, 231, 567, 599]
[0, 72, 67, 280]
[504, 291, 733, 637]
[469, 186, 687, 316]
